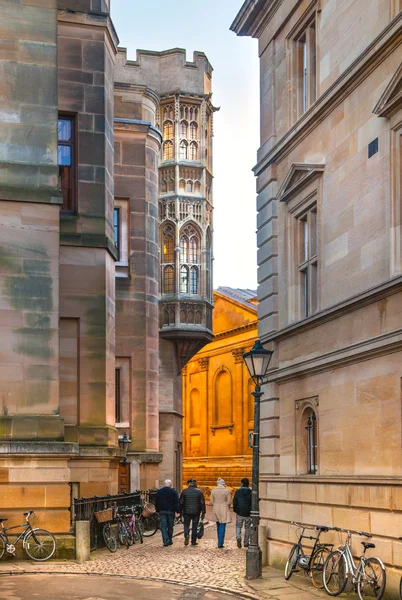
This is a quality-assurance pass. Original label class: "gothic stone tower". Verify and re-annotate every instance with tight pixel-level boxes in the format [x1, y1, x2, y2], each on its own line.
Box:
[114, 48, 216, 488]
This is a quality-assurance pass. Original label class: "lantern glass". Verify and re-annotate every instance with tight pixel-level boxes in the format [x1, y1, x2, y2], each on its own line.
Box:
[242, 340, 273, 381]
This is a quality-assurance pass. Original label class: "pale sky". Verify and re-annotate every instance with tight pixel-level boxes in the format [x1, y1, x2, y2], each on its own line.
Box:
[111, 0, 260, 290]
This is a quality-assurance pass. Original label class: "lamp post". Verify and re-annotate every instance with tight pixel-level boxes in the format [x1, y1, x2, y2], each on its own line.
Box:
[118, 431, 131, 465]
[242, 340, 274, 579]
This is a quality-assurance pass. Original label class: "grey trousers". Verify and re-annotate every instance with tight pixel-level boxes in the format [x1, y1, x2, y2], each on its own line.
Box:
[236, 514, 251, 545]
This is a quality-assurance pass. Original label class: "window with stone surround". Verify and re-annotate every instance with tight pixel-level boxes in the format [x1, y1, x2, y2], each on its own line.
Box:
[295, 398, 319, 475]
[297, 204, 318, 318]
[163, 140, 173, 161]
[58, 114, 76, 212]
[162, 224, 175, 294]
[288, 7, 317, 121]
[179, 224, 201, 295]
[278, 163, 323, 323]
[114, 198, 129, 277]
[180, 140, 188, 160]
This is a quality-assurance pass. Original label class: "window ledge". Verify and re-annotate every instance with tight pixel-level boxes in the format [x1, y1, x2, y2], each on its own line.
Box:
[210, 423, 234, 435]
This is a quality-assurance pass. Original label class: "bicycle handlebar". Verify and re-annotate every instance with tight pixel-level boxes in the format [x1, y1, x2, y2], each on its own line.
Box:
[23, 510, 34, 522]
[333, 526, 371, 537]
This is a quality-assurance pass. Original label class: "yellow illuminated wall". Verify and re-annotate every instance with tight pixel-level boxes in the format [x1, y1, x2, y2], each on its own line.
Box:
[182, 288, 258, 489]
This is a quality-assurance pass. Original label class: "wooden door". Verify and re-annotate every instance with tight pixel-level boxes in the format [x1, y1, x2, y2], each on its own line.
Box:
[118, 462, 130, 494]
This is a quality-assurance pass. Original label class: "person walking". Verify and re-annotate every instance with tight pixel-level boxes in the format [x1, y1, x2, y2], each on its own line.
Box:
[179, 479, 206, 546]
[233, 477, 252, 548]
[155, 479, 180, 547]
[210, 477, 232, 548]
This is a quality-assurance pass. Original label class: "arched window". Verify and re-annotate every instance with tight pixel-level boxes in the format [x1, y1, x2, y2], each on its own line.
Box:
[161, 180, 167, 194]
[190, 266, 198, 294]
[180, 235, 188, 263]
[163, 230, 174, 263]
[168, 178, 174, 192]
[163, 120, 173, 140]
[189, 236, 198, 263]
[190, 142, 198, 161]
[180, 120, 188, 138]
[186, 180, 193, 193]
[214, 369, 232, 425]
[163, 141, 173, 161]
[190, 122, 198, 139]
[190, 388, 200, 428]
[194, 180, 201, 194]
[180, 141, 188, 161]
[164, 265, 174, 294]
[306, 410, 317, 474]
[179, 179, 185, 192]
[180, 265, 189, 293]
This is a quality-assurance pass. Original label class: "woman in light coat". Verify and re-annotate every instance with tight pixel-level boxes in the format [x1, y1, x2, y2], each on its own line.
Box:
[210, 478, 232, 548]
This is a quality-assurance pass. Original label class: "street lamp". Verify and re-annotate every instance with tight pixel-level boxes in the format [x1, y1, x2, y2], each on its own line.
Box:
[242, 340, 274, 579]
[118, 431, 131, 465]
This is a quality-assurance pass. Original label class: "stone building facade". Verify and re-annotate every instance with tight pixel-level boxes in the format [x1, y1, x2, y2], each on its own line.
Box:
[0, 0, 214, 544]
[232, 0, 402, 592]
[182, 287, 257, 491]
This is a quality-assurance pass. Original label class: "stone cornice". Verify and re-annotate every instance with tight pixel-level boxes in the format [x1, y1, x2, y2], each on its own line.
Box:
[114, 118, 163, 144]
[373, 61, 402, 117]
[277, 162, 325, 203]
[254, 11, 402, 175]
[267, 327, 402, 383]
[261, 274, 402, 344]
[213, 320, 258, 341]
[261, 475, 402, 486]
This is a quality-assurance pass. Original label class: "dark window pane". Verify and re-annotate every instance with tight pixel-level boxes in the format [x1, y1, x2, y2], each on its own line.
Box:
[58, 145, 72, 166]
[59, 165, 72, 211]
[58, 119, 72, 141]
[114, 207, 120, 259]
[115, 368, 121, 423]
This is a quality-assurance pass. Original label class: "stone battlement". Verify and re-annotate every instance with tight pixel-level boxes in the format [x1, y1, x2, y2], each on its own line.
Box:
[115, 47, 213, 96]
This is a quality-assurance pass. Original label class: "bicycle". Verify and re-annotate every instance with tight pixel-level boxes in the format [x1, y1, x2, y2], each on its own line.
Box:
[94, 506, 117, 552]
[0, 510, 56, 561]
[284, 521, 333, 588]
[323, 527, 386, 600]
[116, 510, 133, 548]
[134, 503, 159, 537]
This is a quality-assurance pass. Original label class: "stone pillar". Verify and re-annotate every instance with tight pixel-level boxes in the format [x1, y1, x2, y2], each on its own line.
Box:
[232, 348, 245, 455]
[198, 357, 209, 457]
[75, 521, 90, 563]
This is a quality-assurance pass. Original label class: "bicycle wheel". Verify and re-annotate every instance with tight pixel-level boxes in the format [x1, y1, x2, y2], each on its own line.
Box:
[118, 523, 129, 548]
[357, 557, 386, 600]
[135, 521, 143, 544]
[103, 523, 117, 553]
[311, 546, 331, 589]
[0, 534, 5, 559]
[284, 544, 299, 580]
[323, 550, 348, 596]
[141, 515, 158, 537]
[24, 529, 56, 561]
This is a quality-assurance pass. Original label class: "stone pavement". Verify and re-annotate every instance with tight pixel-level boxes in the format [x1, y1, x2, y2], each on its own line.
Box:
[0, 514, 330, 600]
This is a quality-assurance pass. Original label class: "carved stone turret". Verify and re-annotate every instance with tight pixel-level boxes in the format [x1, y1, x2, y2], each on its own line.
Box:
[158, 89, 217, 369]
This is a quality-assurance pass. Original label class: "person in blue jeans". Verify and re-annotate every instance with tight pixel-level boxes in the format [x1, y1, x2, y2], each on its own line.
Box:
[155, 479, 180, 547]
[210, 478, 232, 548]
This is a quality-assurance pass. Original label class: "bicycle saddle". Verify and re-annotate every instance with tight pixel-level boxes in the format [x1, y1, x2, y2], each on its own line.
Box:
[362, 542, 375, 549]
[316, 525, 329, 531]
[0, 518, 7, 523]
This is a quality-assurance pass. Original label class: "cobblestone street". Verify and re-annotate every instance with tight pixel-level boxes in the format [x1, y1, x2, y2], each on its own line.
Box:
[0, 513, 330, 599]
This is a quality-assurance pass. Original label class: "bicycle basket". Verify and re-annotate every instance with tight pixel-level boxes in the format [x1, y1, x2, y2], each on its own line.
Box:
[94, 508, 113, 523]
[142, 503, 156, 517]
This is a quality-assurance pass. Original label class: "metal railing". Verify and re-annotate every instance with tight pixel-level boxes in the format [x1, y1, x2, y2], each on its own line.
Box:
[73, 489, 157, 551]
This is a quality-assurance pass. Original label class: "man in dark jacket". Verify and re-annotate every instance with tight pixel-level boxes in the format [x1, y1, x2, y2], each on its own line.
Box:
[155, 479, 180, 546]
[179, 478, 206, 546]
[233, 477, 252, 548]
